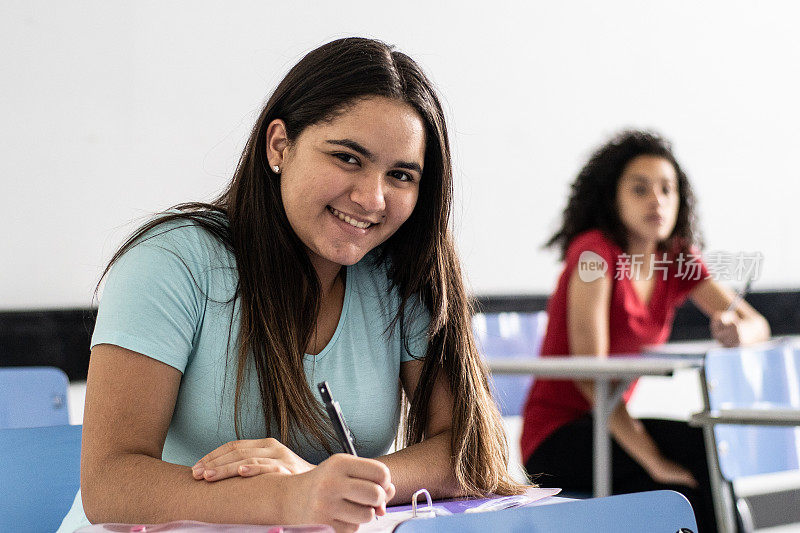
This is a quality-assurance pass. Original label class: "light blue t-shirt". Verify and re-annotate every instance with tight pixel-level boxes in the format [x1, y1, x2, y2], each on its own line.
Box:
[58, 218, 429, 532]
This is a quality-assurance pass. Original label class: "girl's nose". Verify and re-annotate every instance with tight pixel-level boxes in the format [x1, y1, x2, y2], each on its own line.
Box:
[649, 187, 666, 206]
[350, 173, 386, 213]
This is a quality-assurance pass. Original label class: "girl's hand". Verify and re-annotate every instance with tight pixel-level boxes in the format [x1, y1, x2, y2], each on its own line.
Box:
[192, 438, 315, 481]
[646, 456, 698, 488]
[285, 454, 395, 533]
[710, 311, 743, 347]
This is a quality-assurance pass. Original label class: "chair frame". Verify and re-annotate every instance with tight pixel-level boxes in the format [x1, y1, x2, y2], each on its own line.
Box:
[690, 342, 800, 533]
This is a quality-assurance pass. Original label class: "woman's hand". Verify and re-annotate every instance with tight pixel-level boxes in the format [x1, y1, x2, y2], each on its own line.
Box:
[285, 454, 395, 533]
[710, 310, 743, 347]
[192, 438, 315, 481]
[646, 456, 698, 488]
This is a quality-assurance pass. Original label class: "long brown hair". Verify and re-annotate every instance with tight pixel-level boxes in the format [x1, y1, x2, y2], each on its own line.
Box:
[100, 37, 524, 496]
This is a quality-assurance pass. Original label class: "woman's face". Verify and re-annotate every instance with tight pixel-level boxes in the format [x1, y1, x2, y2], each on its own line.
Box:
[272, 97, 426, 273]
[615, 155, 680, 248]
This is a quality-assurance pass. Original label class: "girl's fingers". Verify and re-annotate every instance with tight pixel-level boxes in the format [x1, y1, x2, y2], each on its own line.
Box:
[331, 498, 376, 525]
[342, 477, 388, 508]
[199, 458, 287, 481]
[239, 463, 291, 476]
[336, 455, 392, 488]
[194, 440, 253, 468]
[193, 438, 283, 470]
[201, 447, 275, 470]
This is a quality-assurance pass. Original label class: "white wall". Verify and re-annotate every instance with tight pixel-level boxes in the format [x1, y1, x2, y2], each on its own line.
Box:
[3, 0, 799, 309]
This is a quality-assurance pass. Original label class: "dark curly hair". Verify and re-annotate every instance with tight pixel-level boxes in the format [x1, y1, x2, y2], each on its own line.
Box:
[546, 130, 703, 259]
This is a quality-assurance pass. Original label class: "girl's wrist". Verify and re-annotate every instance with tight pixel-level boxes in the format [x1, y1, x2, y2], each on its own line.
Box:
[259, 471, 297, 524]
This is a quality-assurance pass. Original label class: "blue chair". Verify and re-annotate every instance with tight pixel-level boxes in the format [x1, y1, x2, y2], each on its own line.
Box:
[395, 490, 697, 532]
[0, 424, 82, 532]
[473, 311, 547, 416]
[691, 340, 800, 532]
[0, 366, 70, 428]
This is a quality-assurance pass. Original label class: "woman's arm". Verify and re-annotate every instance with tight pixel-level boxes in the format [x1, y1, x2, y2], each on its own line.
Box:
[81, 344, 393, 530]
[566, 269, 697, 487]
[374, 359, 461, 503]
[690, 279, 771, 347]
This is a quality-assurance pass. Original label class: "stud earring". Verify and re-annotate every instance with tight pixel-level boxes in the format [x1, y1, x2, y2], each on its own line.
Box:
[272, 165, 281, 174]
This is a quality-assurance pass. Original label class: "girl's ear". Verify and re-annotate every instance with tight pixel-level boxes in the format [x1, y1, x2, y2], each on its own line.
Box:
[266, 119, 290, 170]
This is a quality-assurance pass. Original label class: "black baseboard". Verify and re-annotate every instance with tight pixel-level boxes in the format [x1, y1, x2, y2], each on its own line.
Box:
[0, 309, 96, 381]
[474, 290, 800, 341]
[1, 290, 798, 381]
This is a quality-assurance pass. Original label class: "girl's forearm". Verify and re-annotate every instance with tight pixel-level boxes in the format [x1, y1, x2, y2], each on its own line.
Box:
[82, 451, 291, 525]
[377, 430, 461, 503]
[574, 380, 663, 472]
[606, 403, 663, 472]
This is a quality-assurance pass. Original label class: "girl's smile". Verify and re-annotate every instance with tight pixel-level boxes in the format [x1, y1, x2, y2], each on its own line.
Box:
[327, 206, 378, 231]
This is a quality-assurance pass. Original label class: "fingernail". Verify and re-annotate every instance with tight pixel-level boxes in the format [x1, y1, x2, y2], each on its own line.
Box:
[204, 469, 216, 478]
[240, 466, 250, 474]
[192, 466, 204, 476]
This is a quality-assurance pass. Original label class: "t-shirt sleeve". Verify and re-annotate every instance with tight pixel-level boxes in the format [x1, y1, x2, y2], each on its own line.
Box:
[91, 229, 207, 373]
[563, 230, 619, 282]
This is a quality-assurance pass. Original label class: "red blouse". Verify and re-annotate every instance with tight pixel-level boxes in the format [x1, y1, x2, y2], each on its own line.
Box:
[520, 230, 709, 463]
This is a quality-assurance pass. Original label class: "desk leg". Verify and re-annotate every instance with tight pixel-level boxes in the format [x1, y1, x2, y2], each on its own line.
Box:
[593, 378, 611, 497]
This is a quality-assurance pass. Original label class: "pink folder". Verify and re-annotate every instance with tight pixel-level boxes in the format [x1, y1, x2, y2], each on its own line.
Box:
[75, 520, 333, 533]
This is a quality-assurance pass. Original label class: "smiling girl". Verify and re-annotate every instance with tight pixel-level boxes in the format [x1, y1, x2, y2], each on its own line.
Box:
[58, 38, 522, 533]
[520, 130, 770, 532]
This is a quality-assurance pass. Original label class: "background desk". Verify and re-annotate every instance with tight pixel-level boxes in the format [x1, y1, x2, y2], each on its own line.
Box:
[488, 356, 702, 497]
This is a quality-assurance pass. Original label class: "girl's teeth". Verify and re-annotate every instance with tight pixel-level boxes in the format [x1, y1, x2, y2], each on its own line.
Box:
[330, 208, 371, 229]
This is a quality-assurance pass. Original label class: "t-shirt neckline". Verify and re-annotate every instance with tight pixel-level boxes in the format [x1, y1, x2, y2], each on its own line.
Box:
[303, 265, 352, 363]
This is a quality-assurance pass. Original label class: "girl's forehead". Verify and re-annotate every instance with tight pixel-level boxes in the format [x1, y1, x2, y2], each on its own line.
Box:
[621, 156, 678, 182]
[301, 98, 426, 164]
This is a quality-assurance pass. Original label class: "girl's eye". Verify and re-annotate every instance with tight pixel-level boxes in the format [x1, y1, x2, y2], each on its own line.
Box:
[333, 153, 359, 165]
[389, 170, 414, 183]
[663, 185, 675, 195]
[633, 185, 647, 196]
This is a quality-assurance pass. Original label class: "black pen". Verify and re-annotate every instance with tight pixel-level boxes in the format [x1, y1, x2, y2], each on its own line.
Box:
[317, 381, 358, 456]
[726, 275, 754, 313]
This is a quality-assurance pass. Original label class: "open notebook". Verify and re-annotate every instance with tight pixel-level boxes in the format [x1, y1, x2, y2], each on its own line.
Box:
[358, 487, 561, 532]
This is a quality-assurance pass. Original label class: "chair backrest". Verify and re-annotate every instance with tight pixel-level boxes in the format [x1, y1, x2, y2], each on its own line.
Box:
[0, 424, 82, 532]
[705, 343, 800, 480]
[395, 490, 698, 532]
[473, 311, 547, 416]
[0, 366, 70, 428]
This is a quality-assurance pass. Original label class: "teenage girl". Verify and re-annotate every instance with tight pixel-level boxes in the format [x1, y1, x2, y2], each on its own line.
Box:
[58, 38, 523, 533]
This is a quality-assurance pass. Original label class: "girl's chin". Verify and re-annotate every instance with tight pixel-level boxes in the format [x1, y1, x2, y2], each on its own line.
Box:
[317, 248, 370, 268]
[628, 231, 670, 249]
